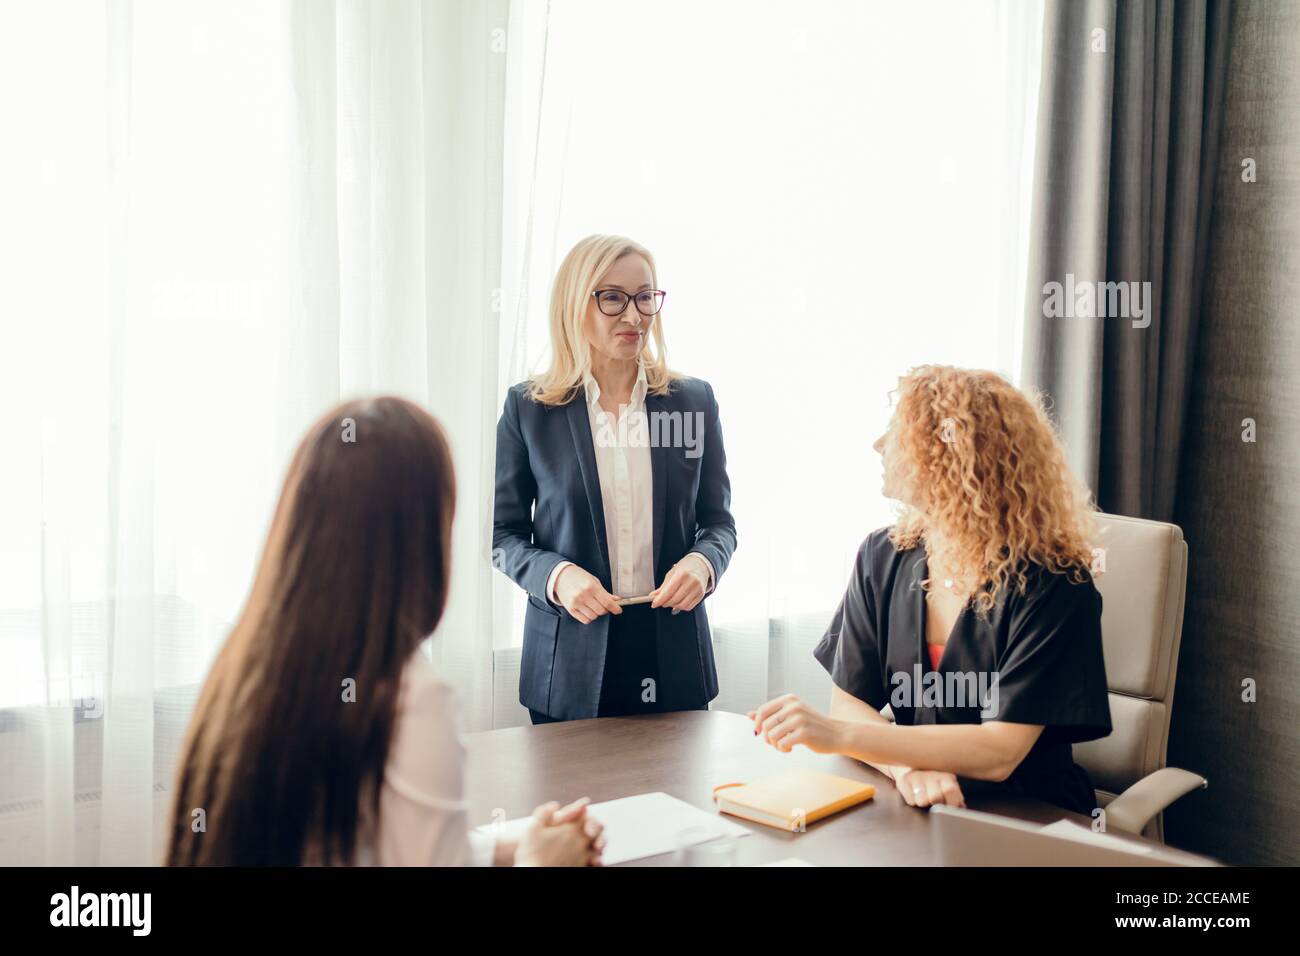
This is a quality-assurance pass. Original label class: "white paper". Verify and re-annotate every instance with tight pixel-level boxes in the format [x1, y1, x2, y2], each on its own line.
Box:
[474, 792, 751, 866]
[1038, 818, 1154, 854]
[759, 857, 815, 866]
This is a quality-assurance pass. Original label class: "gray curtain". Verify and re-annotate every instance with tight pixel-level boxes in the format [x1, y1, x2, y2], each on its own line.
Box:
[1164, 1, 1300, 867]
[1022, 0, 1230, 521]
[1023, 0, 1300, 866]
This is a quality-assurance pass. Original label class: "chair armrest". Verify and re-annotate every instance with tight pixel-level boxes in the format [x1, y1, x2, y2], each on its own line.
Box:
[1104, 767, 1207, 835]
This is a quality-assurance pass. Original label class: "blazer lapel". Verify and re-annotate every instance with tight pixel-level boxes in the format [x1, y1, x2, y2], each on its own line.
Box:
[565, 397, 611, 585]
[646, 391, 668, 578]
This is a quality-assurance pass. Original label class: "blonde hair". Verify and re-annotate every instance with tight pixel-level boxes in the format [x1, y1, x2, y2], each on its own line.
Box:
[885, 365, 1096, 614]
[529, 234, 682, 405]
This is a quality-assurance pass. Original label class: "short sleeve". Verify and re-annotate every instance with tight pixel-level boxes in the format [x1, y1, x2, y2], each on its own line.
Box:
[813, 538, 888, 709]
[990, 568, 1112, 743]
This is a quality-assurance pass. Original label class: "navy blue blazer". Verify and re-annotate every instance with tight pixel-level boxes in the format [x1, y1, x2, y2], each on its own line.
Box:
[493, 376, 737, 720]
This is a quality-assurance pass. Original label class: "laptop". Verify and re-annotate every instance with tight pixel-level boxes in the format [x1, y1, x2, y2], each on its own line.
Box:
[930, 804, 1221, 866]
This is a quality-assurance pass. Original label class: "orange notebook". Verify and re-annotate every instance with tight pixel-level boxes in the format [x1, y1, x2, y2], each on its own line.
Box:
[713, 769, 875, 831]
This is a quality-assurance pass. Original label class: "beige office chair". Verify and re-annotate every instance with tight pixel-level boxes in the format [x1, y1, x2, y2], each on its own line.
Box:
[1073, 512, 1206, 841]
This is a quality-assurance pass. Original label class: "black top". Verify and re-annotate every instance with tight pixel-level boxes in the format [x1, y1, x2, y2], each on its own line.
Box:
[813, 528, 1113, 815]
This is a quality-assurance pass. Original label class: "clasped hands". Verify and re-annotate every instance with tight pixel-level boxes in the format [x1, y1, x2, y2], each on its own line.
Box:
[508, 797, 606, 867]
[747, 694, 966, 809]
[553, 556, 710, 624]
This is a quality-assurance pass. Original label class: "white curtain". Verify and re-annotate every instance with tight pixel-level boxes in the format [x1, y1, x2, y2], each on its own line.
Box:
[498, 0, 1045, 716]
[0, 0, 1045, 866]
[0, 0, 510, 866]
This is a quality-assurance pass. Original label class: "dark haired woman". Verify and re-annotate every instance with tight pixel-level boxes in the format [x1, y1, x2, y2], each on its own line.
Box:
[167, 397, 603, 866]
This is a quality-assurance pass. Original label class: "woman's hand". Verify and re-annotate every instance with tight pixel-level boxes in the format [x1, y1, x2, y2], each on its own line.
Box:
[748, 694, 847, 755]
[649, 555, 709, 612]
[894, 769, 966, 809]
[515, 799, 606, 867]
[554, 565, 622, 624]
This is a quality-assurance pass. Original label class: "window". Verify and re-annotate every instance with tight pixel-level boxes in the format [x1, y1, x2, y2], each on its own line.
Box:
[0, 3, 297, 709]
[498, 0, 1043, 659]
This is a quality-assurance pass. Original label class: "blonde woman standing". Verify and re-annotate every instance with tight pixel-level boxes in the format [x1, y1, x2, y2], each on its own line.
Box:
[750, 366, 1112, 815]
[493, 235, 736, 723]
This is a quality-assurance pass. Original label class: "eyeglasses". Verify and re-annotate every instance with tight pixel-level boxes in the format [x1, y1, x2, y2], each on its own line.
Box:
[591, 288, 666, 317]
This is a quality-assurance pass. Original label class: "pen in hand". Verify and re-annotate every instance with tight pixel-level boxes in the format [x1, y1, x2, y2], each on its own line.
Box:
[616, 594, 679, 614]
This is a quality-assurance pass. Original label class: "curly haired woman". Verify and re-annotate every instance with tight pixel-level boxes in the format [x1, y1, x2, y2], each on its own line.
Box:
[749, 365, 1112, 815]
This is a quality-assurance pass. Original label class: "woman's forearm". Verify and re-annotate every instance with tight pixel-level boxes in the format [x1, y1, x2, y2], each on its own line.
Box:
[862, 756, 907, 782]
[833, 721, 1017, 782]
[491, 532, 569, 599]
[827, 691, 904, 780]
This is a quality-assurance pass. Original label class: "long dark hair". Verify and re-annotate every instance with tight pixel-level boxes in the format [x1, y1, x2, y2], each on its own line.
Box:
[166, 397, 456, 865]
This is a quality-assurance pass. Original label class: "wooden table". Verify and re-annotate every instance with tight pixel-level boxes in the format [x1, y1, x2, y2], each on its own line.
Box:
[464, 709, 1167, 866]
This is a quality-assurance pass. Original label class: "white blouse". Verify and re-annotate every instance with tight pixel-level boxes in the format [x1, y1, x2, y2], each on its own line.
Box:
[546, 364, 714, 602]
[584, 365, 656, 597]
[359, 650, 495, 867]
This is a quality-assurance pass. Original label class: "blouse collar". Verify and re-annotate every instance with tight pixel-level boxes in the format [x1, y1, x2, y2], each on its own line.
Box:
[582, 361, 648, 409]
